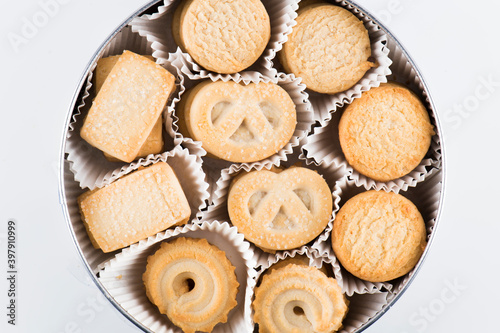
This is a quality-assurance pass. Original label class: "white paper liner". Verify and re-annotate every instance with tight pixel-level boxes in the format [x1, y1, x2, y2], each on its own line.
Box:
[102, 146, 209, 223]
[131, 0, 299, 82]
[136, 0, 175, 21]
[251, 246, 390, 333]
[63, 160, 112, 273]
[339, 292, 389, 333]
[64, 145, 209, 275]
[97, 221, 257, 333]
[385, 35, 443, 168]
[332, 35, 442, 193]
[253, 246, 330, 284]
[388, 170, 443, 296]
[311, 175, 393, 296]
[203, 149, 343, 267]
[273, 0, 392, 125]
[169, 71, 315, 200]
[130, 0, 179, 60]
[65, 26, 186, 189]
[298, 146, 348, 246]
[353, 35, 443, 192]
[301, 105, 441, 193]
[312, 172, 442, 297]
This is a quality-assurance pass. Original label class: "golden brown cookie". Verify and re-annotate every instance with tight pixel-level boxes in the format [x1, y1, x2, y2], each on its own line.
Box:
[279, 4, 373, 94]
[338, 83, 435, 182]
[228, 167, 332, 250]
[81, 51, 175, 163]
[143, 237, 239, 333]
[176, 80, 296, 163]
[332, 190, 427, 282]
[253, 264, 348, 333]
[297, 0, 326, 14]
[173, 0, 270, 74]
[77, 162, 190, 253]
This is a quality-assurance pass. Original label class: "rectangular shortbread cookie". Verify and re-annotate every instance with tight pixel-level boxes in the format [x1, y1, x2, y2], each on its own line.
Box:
[96, 55, 164, 162]
[81, 51, 175, 162]
[77, 162, 191, 253]
[94, 55, 156, 93]
[103, 116, 164, 162]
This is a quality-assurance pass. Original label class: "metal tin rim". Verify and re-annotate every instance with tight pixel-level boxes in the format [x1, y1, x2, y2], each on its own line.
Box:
[58, 1, 161, 332]
[58, 1, 446, 332]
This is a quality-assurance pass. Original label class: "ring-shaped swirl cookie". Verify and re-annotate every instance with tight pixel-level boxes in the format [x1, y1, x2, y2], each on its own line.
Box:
[143, 237, 239, 333]
[253, 264, 348, 333]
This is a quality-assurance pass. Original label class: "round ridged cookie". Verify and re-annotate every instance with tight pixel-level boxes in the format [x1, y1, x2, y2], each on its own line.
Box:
[228, 167, 332, 250]
[173, 0, 270, 74]
[253, 264, 348, 333]
[332, 191, 427, 282]
[339, 83, 435, 182]
[279, 4, 373, 94]
[176, 80, 297, 163]
[143, 237, 239, 333]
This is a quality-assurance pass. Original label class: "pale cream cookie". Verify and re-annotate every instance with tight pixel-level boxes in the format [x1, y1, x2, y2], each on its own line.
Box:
[176, 80, 296, 163]
[228, 166, 332, 250]
[94, 55, 164, 162]
[332, 190, 427, 282]
[173, 0, 270, 74]
[81, 51, 175, 162]
[143, 237, 239, 333]
[279, 4, 373, 94]
[253, 264, 348, 333]
[338, 82, 435, 182]
[94, 55, 156, 93]
[77, 162, 190, 253]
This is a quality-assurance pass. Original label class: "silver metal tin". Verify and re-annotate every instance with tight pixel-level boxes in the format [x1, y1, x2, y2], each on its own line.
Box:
[58, 1, 446, 332]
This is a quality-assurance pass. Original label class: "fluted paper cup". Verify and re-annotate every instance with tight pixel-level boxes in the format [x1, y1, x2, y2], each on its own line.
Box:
[98, 221, 257, 333]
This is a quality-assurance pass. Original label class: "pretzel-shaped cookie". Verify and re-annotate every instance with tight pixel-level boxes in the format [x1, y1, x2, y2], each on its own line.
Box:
[228, 167, 332, 250]
[253, 264, 348, 333]
[143, 238, 239, 333]
[177, 81, 296, 163]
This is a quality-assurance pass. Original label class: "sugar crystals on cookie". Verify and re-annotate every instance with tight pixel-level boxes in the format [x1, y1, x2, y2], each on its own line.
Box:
[176, 80, 297, 163]
[228, 166, 332, 250]
[81, 51, 175, 163]
[78, 162, 190, 253]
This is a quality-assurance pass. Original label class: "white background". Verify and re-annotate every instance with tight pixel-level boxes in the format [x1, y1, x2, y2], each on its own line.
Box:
[0, 0, 498, 332]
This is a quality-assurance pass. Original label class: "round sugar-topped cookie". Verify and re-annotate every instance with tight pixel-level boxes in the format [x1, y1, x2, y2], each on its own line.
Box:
[176, 80, 297, 163]
[173, 0, 270, 74]
[143, 237, 239, 333]
[228, 167, 332, 250]
[338, 82, 435, 182]
[253, 264, 348, 333]
[332, 190, 427, 282]
[279, 3, 373, 94]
